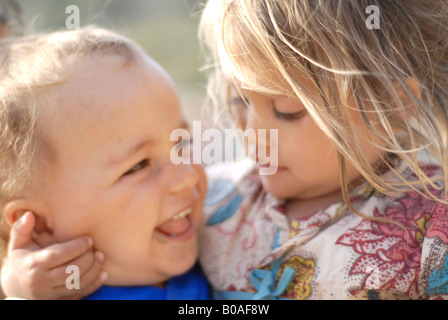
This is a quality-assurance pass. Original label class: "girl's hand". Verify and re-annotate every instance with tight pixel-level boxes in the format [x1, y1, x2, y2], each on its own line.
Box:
[1, 212, 107, 300]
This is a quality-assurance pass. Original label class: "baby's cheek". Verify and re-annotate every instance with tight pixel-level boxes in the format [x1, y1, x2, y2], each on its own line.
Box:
[194, 165, 207, 198]
[191, 165, 207, 226]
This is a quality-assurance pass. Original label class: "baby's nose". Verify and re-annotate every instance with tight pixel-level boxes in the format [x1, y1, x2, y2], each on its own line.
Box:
[167, 163, 199, 194]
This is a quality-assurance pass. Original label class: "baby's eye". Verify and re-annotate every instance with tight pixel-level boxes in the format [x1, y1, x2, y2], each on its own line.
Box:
[123, 159, 151, 176]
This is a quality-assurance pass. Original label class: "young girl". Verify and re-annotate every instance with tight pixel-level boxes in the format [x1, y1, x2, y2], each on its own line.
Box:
[197, 0, 448, 299]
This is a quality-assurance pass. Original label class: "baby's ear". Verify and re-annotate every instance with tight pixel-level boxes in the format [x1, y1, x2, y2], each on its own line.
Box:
[3, 199, 51, 234]
[3, 200, 31, 227]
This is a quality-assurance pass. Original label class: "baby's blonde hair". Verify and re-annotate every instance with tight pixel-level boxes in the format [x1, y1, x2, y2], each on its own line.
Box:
[200, 0, 448, 206]
[0, 27, 138, 258]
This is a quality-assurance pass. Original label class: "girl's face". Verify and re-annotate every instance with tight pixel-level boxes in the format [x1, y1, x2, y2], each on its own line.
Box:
[232, 73, 383, 201]
[34, 55, 206, 286]
[0, 22, 10, 38]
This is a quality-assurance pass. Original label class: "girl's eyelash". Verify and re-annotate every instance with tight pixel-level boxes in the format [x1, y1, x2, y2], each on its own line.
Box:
[273, 108, 306, 121]
[230, 96, 250, 106]
[123, 159, 150, 176]
[231, 95, 306, 121]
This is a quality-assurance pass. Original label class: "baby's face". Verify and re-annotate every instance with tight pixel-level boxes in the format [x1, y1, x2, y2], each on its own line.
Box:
[36, 54, 205, 286]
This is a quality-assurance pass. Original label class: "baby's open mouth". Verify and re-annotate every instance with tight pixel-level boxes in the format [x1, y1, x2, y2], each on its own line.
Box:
[155, 207, 195, 241]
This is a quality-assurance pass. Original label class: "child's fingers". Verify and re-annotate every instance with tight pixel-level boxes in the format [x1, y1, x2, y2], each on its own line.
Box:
[78, 270, 108, 298]
[8, 211, 36, 250]
[46, 249, 103, 287]
[34, 236, 94, 268]
[53, 270, 108, 300]
[63, 264, 108, 300]
[48, 252, 107, 300]
[32, 230, 56, 248]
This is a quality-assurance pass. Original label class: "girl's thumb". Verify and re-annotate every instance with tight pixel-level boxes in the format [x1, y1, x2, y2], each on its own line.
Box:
[8, 211, 36, 250]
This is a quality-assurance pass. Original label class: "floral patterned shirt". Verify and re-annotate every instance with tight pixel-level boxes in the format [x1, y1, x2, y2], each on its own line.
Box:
[198, 158, 448, 300]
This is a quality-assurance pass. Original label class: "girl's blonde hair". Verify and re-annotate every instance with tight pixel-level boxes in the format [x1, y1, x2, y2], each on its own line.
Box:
[199, 0, 448, 206]
[0, 27, 138, 258]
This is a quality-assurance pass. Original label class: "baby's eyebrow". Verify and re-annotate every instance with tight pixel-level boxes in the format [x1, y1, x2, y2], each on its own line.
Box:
[106, 122, 188, 167]
[106, 139, 154, 167]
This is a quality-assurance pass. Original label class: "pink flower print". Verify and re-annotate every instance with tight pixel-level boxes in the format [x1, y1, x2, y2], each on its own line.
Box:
[337, 191, 442, 297]
[426, 201, 448, 243]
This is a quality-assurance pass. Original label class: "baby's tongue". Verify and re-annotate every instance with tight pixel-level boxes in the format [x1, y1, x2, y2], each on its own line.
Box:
[156, 216, 190, 236]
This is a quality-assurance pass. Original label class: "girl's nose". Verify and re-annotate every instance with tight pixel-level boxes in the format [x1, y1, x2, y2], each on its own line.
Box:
[244, 109, 275, 157]
[245, 108, 261, 132]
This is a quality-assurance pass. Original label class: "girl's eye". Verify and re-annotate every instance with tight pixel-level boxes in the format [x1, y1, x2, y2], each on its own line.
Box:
[230, 96, 250, 107]
[273, 108, 307, 122]
[123, 159, 150, 176]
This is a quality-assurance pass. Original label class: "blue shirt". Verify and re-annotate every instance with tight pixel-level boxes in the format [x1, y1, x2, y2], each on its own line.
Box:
[85, 264, 210, 300]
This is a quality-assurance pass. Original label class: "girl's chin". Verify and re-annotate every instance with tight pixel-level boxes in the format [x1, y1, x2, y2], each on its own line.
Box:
[259, 179, 296, 200]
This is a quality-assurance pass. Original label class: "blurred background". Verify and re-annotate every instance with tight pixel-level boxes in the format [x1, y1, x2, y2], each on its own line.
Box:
[15, 0, 208, 123]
